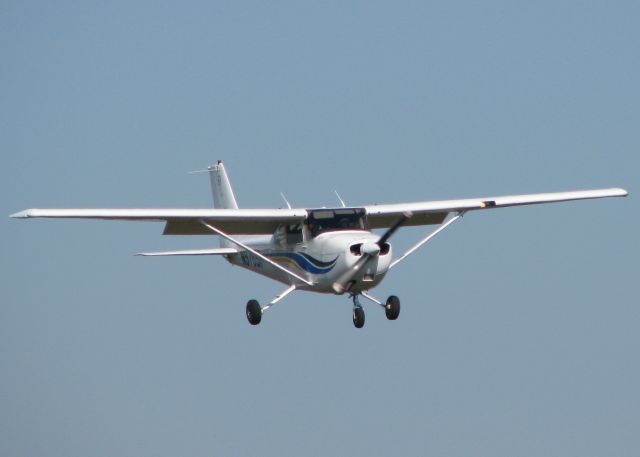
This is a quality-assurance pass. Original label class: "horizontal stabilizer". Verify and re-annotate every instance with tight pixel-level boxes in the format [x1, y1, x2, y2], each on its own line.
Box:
[136, 248, 238, 257]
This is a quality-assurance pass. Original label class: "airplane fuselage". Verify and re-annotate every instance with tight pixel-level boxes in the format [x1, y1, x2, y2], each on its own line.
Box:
[226, 230, 393, 294]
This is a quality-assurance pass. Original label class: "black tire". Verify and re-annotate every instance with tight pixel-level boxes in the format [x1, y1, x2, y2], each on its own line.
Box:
[246, 299, 262, 325]
[385, 295, 400, 320]
[353, 307, 365, 329]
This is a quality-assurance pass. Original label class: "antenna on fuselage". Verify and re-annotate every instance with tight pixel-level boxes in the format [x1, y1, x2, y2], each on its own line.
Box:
[280, 192, 292, 209]
[334, 191, 347, 208]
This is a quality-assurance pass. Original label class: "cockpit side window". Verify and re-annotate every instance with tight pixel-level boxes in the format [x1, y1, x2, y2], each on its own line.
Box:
[274, 223, 303, 246]
[286, 223, 303, 244]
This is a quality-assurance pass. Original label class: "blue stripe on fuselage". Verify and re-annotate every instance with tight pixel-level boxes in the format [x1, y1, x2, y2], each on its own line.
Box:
[266, 252, 338, 274]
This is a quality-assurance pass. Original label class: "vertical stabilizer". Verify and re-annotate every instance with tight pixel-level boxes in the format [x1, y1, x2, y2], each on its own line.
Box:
[208, 161, 239, 209]
[208, 161, 239, 249]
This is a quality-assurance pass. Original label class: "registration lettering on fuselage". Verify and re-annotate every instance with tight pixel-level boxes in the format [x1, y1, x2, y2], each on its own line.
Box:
[240, 251, 263, 269]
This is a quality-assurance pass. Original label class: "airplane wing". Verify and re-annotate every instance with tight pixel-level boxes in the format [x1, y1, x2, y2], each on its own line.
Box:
[9, 208, 307, 235]
[10, 188, 628, 233]
[365, 188, 627, 228]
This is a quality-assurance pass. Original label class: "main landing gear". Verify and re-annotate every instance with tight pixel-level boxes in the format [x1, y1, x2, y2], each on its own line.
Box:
[350, 292, 401, 329]
[245, 285, 296, 326]
[244, 285, 400, 329]
[385, 295, 400, 320]
[246, 299, 262, 325]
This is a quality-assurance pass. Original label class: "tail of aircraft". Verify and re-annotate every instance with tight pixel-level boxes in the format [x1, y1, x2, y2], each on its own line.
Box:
[208, 161, 239, 248]
[208, 161, 239, 209]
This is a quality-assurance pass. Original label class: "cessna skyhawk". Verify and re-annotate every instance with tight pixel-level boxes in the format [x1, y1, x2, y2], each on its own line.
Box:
[10, 161, 627, 328]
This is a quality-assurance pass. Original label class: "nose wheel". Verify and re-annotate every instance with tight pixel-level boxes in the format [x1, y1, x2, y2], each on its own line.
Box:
[352, 307, 365, 328]
[353, 307, 364, 328]
[352, 295, 365, 329]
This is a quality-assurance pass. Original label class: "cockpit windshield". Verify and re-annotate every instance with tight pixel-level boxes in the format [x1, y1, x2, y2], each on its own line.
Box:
[307, 208, 367, 238]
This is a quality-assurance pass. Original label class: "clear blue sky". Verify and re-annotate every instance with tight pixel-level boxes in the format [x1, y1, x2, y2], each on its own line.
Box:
[2, 1, 638, 456]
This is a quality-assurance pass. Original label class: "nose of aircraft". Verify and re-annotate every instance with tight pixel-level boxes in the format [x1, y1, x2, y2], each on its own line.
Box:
[340, 240, 393, 287]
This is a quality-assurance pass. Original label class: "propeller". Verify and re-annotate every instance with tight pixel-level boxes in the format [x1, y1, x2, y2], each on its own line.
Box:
[332, 212, 412, 294]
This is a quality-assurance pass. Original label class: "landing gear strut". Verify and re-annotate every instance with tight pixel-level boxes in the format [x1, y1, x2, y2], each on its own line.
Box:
[353, 291, 401, 327]
[245, 285, 297, 326]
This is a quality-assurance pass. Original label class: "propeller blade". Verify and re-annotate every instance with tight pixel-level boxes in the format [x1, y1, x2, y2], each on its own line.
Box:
[377, 211, 412, 247]
[332, 254, 371, 294]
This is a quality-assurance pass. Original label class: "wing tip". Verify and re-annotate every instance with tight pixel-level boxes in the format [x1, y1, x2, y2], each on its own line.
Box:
[9, 209, 32, 218]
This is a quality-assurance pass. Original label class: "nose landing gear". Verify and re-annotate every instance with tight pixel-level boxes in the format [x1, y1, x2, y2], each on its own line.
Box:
[352, 295, 365, 328]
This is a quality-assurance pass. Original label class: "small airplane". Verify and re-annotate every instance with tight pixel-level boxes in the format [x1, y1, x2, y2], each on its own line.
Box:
[10, 161, 628, 328]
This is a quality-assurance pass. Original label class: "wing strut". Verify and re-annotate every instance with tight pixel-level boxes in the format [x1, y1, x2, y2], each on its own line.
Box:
[389, 211, 466, 270]
[262, 284, 297, 312]
[198, 220, 314, 286]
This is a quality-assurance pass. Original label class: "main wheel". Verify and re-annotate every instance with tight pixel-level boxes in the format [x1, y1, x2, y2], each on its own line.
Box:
[352, 307, 365, 328]
[385, 295, 400, 320]
[246, 299, 262, 325]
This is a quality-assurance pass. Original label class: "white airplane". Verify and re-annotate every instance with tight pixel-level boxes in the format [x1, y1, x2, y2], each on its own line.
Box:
[10, 161, 628, 328]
